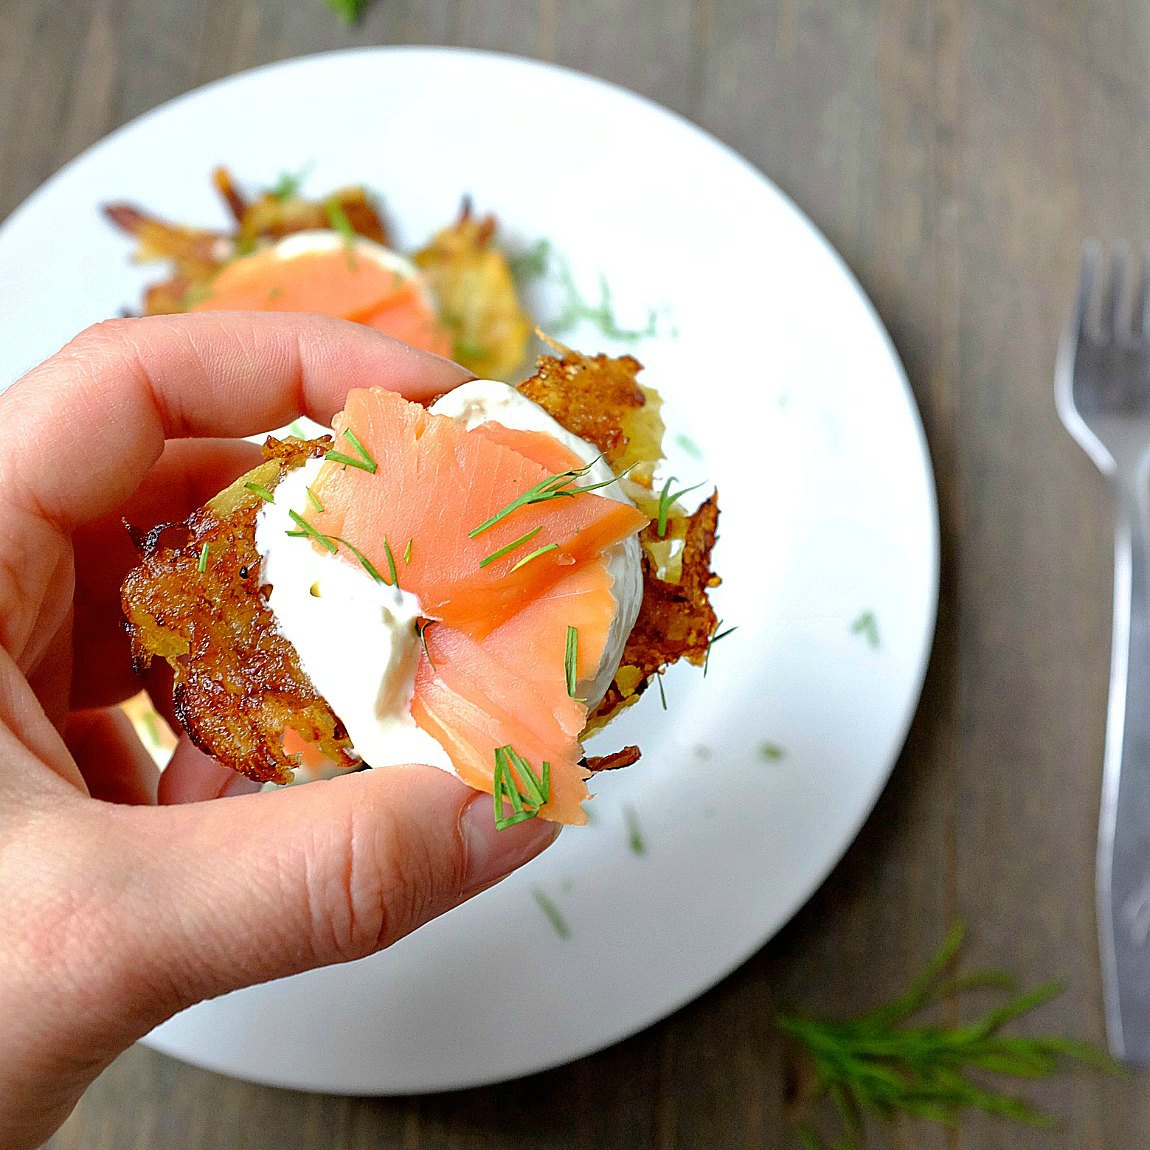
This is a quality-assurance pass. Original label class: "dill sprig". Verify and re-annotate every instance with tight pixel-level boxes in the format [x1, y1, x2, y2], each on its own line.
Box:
[287, 510, 338, 553]
[780, 923, 1118, 1149]
[492, 745, 551, 830]
[655, 476, 705, 537]
[656, 673, 668, 710]
[196, 542, 209, 573]
[403, 537, 413, 564]
[703, 619, 736, 676]
[305, 486, 323, 512]
[382, 537, 399, 587]
[509, 542, 559, 572]
[532, 888, 570, 938]
[468, 458, 626, 538]
[324, 197, 358, 269]
[325, 0, 371, 22]
[480, 525, 542, 569]
[245, 481, 275, 504]
[326, 426, 377, 473]
[565, 626, 579, 697]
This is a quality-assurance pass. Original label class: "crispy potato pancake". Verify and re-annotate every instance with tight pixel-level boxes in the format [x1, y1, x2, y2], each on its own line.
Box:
[121, 436, 357, 784]
[413, 201, 532, 380]
[121, 352, 720, 785]
[106, 169, 531, 380]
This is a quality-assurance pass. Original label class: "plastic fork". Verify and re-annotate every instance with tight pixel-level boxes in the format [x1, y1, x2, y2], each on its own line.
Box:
[1056, 243, 1150, 1064]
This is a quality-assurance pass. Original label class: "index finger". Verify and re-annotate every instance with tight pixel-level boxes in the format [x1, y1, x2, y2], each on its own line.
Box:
[0, 312, 473, 530]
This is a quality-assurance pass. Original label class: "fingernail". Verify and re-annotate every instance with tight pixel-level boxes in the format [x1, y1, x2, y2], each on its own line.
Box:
[459, 794, 560, 897]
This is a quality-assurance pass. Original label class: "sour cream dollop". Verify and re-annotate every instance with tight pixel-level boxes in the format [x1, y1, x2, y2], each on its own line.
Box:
[255, 381, 644, 776]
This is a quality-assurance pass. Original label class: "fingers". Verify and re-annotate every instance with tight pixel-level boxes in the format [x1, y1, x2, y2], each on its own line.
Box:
[157, 738, 261, 803]
[65, 708, 158, 806]
[70, 439, 263, 709]
[0, 312, 472, 533]
[114, 766, 558, 1013]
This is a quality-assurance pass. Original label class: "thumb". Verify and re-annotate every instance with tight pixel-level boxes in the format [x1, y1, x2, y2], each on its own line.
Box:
[115, 765, 558, 1015]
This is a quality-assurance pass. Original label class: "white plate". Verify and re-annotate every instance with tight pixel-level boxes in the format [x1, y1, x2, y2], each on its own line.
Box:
[0, 48, 938, 1094]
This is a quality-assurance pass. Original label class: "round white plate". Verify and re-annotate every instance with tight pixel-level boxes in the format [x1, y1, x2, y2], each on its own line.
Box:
[0, 48, 938, 1093]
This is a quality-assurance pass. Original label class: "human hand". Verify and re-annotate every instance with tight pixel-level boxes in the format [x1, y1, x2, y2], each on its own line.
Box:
[0, 314, 559, 1149]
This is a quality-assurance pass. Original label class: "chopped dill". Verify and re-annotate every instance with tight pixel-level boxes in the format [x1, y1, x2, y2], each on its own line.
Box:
[703, 619, 736, 676]
[305, 486, 324, 512]
[325, 426, 377, 473]
[565, 626, 579, 697]
[196, 542, 209, 573]
[244, 481, 275, 504]
[675, 432, 703, 459]
[336, 535, 387, 585]
[382, 538, 399, 587]
[324, 197, 358, 269]
[509, 542, 559, 572]
[469, 457, 625, 538]
[532, 888, 570, 939]
[758, 741, 785, 762]
[656, 477, 705, 537]
[551, 261, 658, 343]
[492, 745, 551, 830]
[656, 673, 668, 710]
[851, 610, 880, 649]
[403, 537, 413, 564]
[480, 526, 543, 569]
[507, 238, 552, 285]
[266, 165, 311, 200]
[624, 805, 646, 856]
[287, 510, 338, 553]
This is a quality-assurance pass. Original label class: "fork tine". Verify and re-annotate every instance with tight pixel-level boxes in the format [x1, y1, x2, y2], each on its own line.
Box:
[1139, 249, 1150, 337]
[1076, 240, 1102, 338]
[1103, 245, 1131, 340]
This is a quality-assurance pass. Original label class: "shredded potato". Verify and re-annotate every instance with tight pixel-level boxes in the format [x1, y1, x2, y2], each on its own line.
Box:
[412, 201, 532, 380]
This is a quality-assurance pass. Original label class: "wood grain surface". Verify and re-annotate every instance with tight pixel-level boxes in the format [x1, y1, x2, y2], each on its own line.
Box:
[2, 0, 1147, 1145]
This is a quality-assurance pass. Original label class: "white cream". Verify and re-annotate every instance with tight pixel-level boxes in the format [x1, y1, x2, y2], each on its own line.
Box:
[255, 382, 644, 776]
[429, 380, 644, 706]
[255, 460, 454, 778]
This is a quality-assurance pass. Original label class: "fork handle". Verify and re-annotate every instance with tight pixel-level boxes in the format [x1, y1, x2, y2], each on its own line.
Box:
[1099, 474, 1150, 1063]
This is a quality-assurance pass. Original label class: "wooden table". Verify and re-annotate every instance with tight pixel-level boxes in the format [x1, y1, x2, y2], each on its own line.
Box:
[3, 0, 1146, 1145]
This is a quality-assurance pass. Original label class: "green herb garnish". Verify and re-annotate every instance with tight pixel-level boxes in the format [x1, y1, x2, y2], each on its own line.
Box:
[508, 238, 552, 285]
[324, 197, 358, 269]
[851, 609, 880, 649]
[624, 805, 646, 856]
[657, 674, 668, 710]
[480, 526, 542, 569]
[267, 166, 310, 200]
[703, 619, 736, 676]
[781, 923, 1117, 1148]
[416, 619, 435, 667]
[403, 537, 413, 564]
[196, 542, 209, 573]
[287, 510, 338, 553]
[532, 888, 570, 939]
[469, 458, 627, 539]
[675, 432, 703, 459]
[565, 626, 579, 697]
[509, 543, 559, 572]
[383, 538, 399, 587]
[758, 741, 785, 761]
[325, 426, 377, 473]
[305, 486, 323, 513]
[245, 481, 275, 503]
[492, 745, 551, 830]
[335, 536, 387, 585]
[551, 261, 659, 343]
[656, 477, 705, 537]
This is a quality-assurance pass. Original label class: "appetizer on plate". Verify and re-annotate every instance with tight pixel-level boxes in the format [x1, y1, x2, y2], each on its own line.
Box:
[121, 347, 721, 825]
[105, 166, 532, 380]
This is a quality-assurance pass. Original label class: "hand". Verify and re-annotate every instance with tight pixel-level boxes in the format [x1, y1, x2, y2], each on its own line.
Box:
[0, 314, 559, 1149]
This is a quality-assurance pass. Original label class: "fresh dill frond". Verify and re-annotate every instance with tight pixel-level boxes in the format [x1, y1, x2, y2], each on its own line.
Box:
[480, 525, 542, 569]
[326, 426, 377, 472]
[244, 481, 275, 504]
[306, 486, 323, 512]
[851, 609, 880, 649]
[780, 923, 1118, 1149]
[656, 476, 706, 537]
[492, 745, 551, 830]
[509, 542, 559, 572]
[703, 619, 736, 676]
[196, 542, 209, 573]
[382, 538, 399, 587]
[565, 626, 579, 698]
[287, 510, 338, 553]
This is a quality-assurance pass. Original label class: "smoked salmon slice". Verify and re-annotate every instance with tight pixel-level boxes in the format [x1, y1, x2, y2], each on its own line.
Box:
[191, 242, 453, 358]
[307, 387, 648, 638]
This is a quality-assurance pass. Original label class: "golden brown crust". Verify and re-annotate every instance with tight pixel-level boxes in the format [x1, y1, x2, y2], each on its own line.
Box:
[585, 745, 642, 773]
[120, 435, 357, 784]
